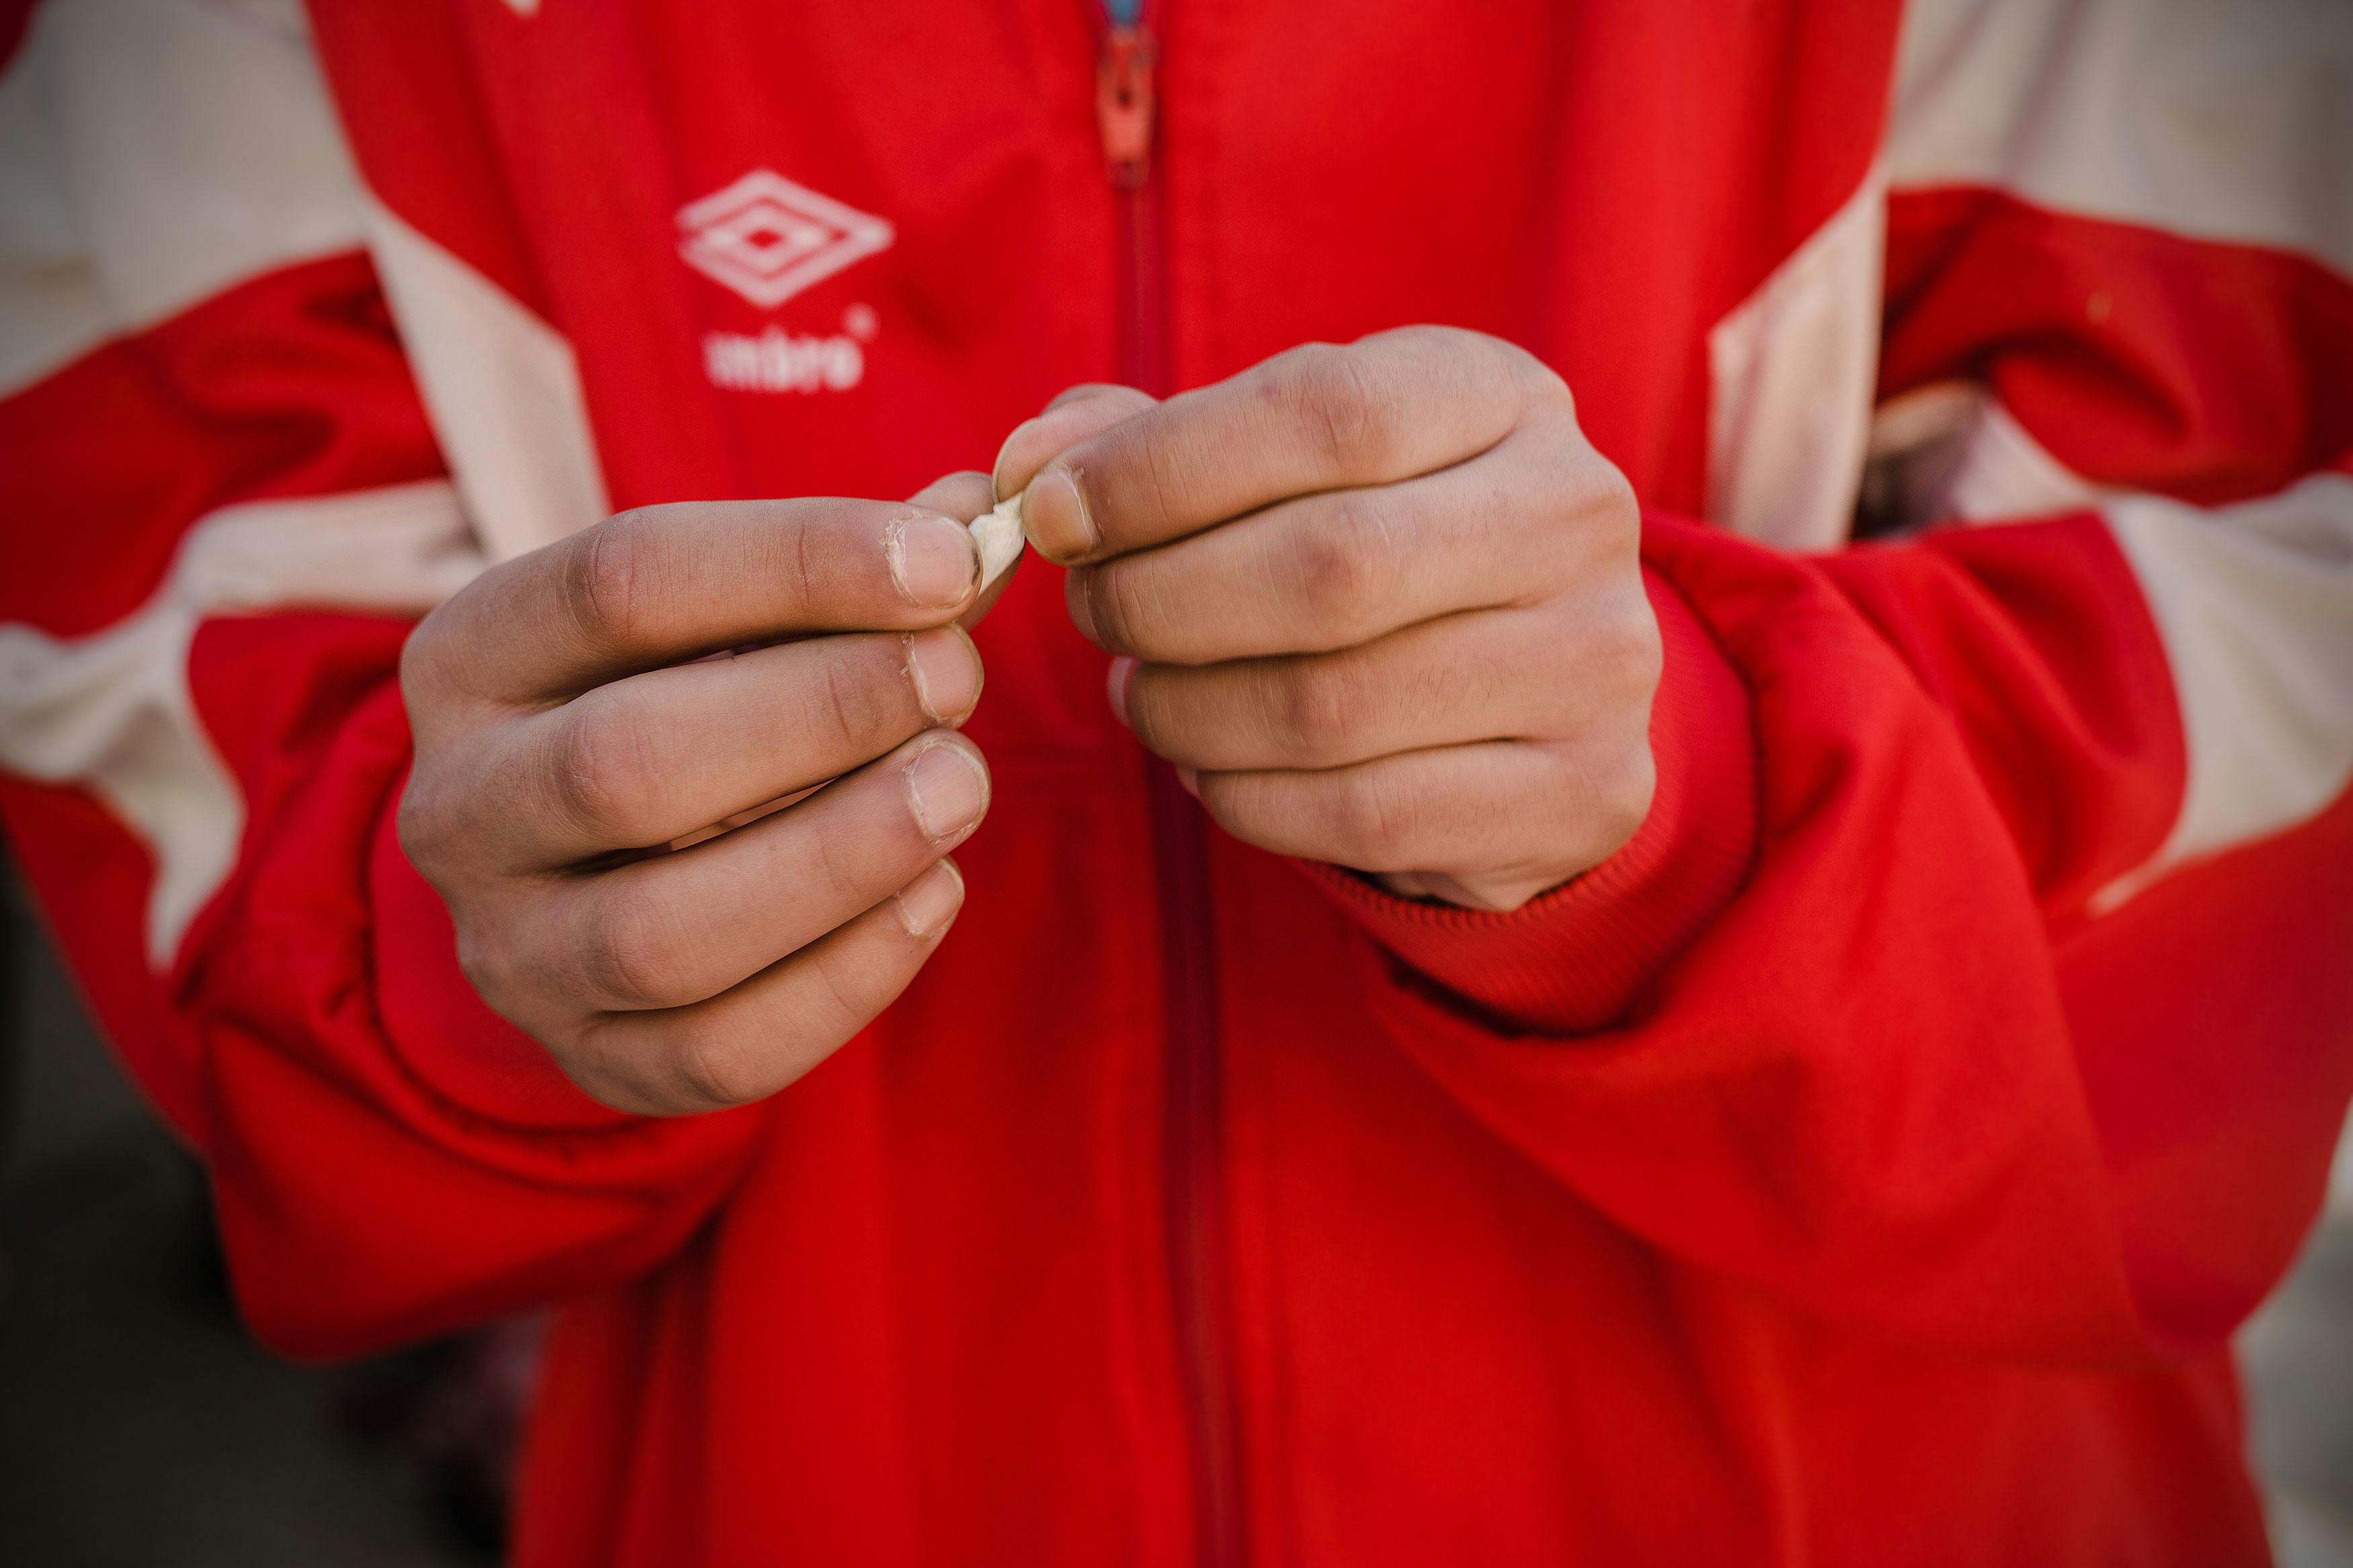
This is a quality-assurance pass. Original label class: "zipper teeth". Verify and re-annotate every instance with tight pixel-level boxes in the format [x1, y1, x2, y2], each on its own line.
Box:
[1149, 766, 1242, 1568]
[1094, 5, 1246, 1561]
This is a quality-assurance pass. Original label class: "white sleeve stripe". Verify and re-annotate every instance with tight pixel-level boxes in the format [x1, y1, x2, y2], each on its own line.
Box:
[0, 20, 112, 395]
[362, 195, 611, 562]
[0, 480, 485, 964]
[1863, 385, 2353, 911]
[0, 0, 368, 396]
[1888, 0, 2353, 278]
[1706, 171, 1887, 551]
[2096, 474, 2353, 909]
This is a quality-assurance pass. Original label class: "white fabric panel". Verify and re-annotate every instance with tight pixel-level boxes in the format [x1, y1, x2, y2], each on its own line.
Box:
[0, 481, 485, 963]
[173, 479, 489, 614]
[0, 0, 368, 396]
[1705, 172, 1886, 550]
[1866, 388, 2353, 910]
[1889, 0, 2353, 274]
[362, 196, 610, 561]
[2098, 474, 2353, 907]
[0, 23, 112, 394]
[0, 607, 233, 966]
[1, 0, 600, 964]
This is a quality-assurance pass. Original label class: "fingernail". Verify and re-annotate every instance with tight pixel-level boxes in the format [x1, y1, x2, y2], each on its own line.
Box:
[1175, 766, 1200, 798]
[888, 513, 980, 608]
[905, 628, 982, 723]
[903, 741, 990, 840]
[1023, 468, 1099, 563]
[992, 417, 1042, 499]
[1105, 656, 1135, 727]
[893, 859, 965, 938]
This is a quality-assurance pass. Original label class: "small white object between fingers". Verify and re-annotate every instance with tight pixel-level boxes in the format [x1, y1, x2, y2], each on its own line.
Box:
[970, 494, 1025, 591]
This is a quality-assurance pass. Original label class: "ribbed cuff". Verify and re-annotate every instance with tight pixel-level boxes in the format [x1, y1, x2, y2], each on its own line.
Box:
[1301, 559, 1758, 1035]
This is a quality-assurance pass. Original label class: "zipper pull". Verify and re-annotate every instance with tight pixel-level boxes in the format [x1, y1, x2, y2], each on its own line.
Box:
[1096, 24, 1157, 188]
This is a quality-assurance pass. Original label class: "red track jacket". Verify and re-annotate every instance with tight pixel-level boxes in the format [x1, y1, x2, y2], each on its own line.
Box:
[3, 1, 2352, 1563]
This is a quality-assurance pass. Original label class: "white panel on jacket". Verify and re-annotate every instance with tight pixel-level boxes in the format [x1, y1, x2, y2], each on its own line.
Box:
[0, 26, 112, 394]
[1869, 0, 2353, 907]
[0, 0, 604, 963]
[1689, 0, 2353, 552]
[0, 482, 485, 964]
[1863, 386, 2353, 913]
[1888, 0, 2353, 274]
[2100, 475, 2353, 908]
[0, 0, 367, 393]
[1705, 173, 1886, 551]
[362, 197, 612, 561]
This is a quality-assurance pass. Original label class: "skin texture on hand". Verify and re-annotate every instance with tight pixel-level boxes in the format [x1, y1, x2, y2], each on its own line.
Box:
[397, 472, 1015, 1116]
[993, 327, 1661, 912]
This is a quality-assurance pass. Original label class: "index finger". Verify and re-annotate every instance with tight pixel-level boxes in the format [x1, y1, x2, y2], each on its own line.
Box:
[1012, 327, 1538, 565]
[413, 497, 985, 704]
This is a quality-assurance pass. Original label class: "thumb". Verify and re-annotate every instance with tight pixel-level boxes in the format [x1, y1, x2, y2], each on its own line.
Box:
[992, 384, 1159, 501]
[905, 469, 1021, 632]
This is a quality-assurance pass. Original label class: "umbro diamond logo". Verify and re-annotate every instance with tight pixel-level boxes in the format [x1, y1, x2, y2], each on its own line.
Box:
[676, 170, 895, 310]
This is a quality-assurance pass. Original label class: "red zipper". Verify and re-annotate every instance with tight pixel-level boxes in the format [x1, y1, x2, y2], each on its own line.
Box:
[1092, 9, 1244, 1565]
[1099, 17, 1168, 393]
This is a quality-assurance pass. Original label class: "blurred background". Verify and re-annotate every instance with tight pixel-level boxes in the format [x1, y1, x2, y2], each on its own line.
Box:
[3, 837, 2350, 1564]
[1, 847, 518, 1568]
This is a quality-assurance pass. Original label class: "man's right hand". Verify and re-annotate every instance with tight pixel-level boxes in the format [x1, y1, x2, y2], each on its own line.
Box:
[397, 473, 1005, 1115]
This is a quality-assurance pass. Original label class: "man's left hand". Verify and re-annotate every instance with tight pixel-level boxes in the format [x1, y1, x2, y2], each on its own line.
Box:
[994, 326, 1661, 911]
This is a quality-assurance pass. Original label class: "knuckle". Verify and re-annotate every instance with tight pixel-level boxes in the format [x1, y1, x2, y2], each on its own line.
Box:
[1290, 500, 1401, 634]
[1548, 736, 1654, 863]
[816, 655, 866, 746]
[1595, 743, 1659, 852]
[1623, 605, 1667, 692]
[565, 513, 661, 651]
[397, 609, 452, 713]
[1531, 455, 1640, 589]
[393, 777, 449, 876]
[806, 795, 893, 905]
[451, 911, 576, 1044]
[817, 645, 902, 750]
[1279, 343, 1393, 470]
[545, 697, 657, 843]
[578, 882, 690, 1010]
[1590, 595, 1665, 699]
[451, 921, 517, 1012]
[1544, 443, 1638, 540]
[1592, 458, 1640, 533]
[665, 1015, 765, 1111]
[666, 938, 894, 1111]
[798, 940, 885, 1046]
[1272, 660, 1361, 759]
[1085, 561, 1165, 655]
[1324, 769, 1419, 866]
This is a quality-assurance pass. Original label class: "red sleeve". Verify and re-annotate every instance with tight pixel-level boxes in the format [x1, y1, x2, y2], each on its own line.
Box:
[0, 9, 758, 1357]
[182, 610, 768, 1355]
[1302, 179, 2353, 1361]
